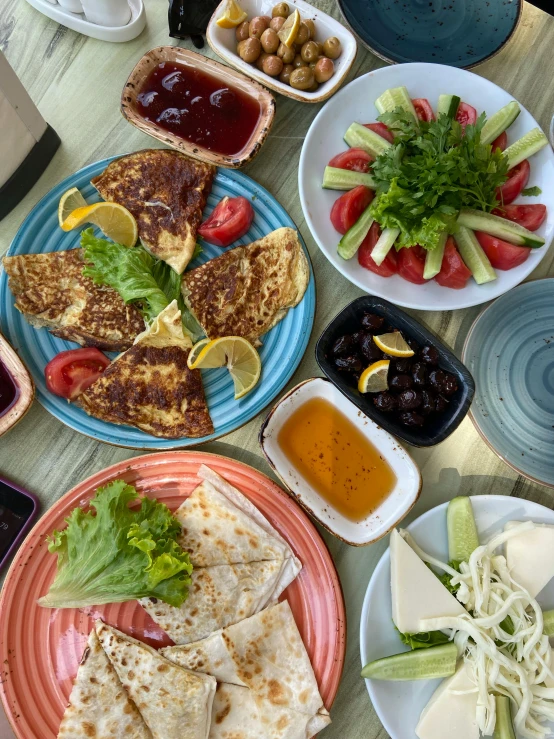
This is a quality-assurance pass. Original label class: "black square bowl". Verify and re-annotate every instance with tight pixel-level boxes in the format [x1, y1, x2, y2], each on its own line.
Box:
[315, 296, 475, 447]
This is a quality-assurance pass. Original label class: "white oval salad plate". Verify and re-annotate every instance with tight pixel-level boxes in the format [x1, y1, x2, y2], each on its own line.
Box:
[299, 62, 554, 311]
[360, 495, 554, 739]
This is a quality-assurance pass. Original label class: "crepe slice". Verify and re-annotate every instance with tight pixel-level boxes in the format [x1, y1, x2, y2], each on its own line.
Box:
[57, 628, 152, 739]
[182, 227, 309, 346]
[78, 301, 214, 439]
[162, 601, 327, 719]
[91, 149, 215, 274]
[95, 620, 216, 739]
[208, 684, 331, 739]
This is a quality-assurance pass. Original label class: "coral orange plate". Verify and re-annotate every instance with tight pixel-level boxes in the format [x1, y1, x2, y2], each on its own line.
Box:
[0, 452, 346, 739]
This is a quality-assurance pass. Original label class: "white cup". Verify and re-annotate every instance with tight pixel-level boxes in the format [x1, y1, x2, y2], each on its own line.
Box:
[57, 0, 84, 11]
[80, 0, 131, 26]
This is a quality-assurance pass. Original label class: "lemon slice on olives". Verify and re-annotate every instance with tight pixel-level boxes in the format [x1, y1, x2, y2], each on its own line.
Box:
[216, 0, 248, 28]
[373, 332, 415, 358]
[358, 360, 390, 394]
[278, 9, 300, 47]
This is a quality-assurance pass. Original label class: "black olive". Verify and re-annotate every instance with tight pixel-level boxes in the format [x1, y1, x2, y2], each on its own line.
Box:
[351, 331, 363, 345]
[435, 394, 448, 413]
[421, 345, 439, 365]
[359, 333, 383, 363]
[390, 374, 413, 391]
[394, 358, 413, 373]
[429, 369, 447, 391]
[373, 392, 397, 412]
[406, 336, 420, 353]
[332, 334, 355, 356]
[442, 373, 458, 397]
[412, 362, 428, 388]
[397, 389, 423, 410]
[360, 312, 384, 332]
[335, 355, 362, 373]
[421, 389, 436, 415]
[399, 411, 425, 427]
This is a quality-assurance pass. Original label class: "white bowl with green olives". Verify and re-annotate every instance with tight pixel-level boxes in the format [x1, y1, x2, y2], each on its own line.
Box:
[207, 0, 357, 103]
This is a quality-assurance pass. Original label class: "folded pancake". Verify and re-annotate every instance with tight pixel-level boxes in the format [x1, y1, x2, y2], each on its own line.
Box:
[57, 629, 152, 739]
[2, 249, 144, 351]
[95, 620, 216, 739]
[181, 227, 309, 346]
[91, 150, 215, 274]
[78, 301, 213, 439]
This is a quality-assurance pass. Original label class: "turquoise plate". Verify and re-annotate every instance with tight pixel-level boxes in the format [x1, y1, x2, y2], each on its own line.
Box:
[0, 157, 315, 449]
[463, 279, 554, 487]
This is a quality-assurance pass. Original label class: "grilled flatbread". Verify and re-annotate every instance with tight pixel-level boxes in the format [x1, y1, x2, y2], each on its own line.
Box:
[182, 227, 309, 346]
[78, 301, 213, 439]
[2, 249, 144, 351]
[92, 150, 215, 274]
[57, 629, 152, 739]
[95, 621, 216, 739]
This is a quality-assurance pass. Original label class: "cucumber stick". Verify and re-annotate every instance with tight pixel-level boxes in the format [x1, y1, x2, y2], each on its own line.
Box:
[344, 122, 392, 157]
[361, 643, 457, 681]
[453, 226, 497, 285]
[447, 497, 479, 563]
[493, 695, 516, 739]
[375, 86, 418, 122]
[322, 167, 377, 191]
[423, 232, 447, 280]
[543, 609, 554, 636]
[337, 205, 374, 260]
[371, 227, 400, 266]
[457, 209, 545, 248]
[481, 101, 520, 145]
[437, 94, 460, 120]
[504, 127, 548, 169]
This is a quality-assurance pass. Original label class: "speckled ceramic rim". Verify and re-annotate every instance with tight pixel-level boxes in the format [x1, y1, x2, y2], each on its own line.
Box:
[462, 277, 554, 490]
[337, 0, 523, 70]
[0, 333, 34, 438]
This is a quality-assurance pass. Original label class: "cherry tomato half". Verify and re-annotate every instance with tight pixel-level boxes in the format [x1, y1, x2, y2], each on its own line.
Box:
[397, 245, 428, 284]
[198, 196, 254, 247]
[434, 237, 472, 290]
[357, 222, 398, 277]
[475, 231, 530, 271]
[330, 186, 374, 235]
[412, 98, 435, 122]
[328, 148, 373, 174]
[491, 131, 508, 152]
[491, 203, 546, 232]
[45, 348, 110, 400]
[496, 160, 531, 205]
[363, 122, 395, 144]
[456, 102, 478, 128]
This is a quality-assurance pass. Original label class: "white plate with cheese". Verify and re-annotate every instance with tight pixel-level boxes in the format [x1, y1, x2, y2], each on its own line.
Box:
[360, 495, 554, 739]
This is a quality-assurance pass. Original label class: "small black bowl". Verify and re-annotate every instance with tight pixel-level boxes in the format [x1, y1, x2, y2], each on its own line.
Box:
[315, 296, 475, 447]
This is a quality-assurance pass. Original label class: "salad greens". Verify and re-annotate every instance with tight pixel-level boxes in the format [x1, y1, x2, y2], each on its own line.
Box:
[38, 480, 193, 609]
[521, 186, 542, 197]
[396, 627, 450, 651]
[369, 110, 510, 251]
[81, 229, 203, 341]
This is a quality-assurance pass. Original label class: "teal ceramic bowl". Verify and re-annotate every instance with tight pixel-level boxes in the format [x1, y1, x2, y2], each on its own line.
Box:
[463, 279, 554, 487]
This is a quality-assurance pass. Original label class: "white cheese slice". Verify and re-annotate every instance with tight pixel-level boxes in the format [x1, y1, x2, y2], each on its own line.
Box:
[416, 661, 478, 739]
[505, 522, 554, 599]
[390, 528, 466, 634]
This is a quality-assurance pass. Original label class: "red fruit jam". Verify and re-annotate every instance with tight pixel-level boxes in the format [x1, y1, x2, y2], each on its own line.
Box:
[0, 361, 18, 417]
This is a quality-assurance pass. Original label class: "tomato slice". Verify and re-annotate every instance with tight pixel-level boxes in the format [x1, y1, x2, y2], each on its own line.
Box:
[491, 203, 546, 232]
[45, 348, 110, 400]
[357, 222, 398, 277]
[328, 148, 373, 174]
[330, 186, 374, 235]
[397, 245, 428, 284]
[475, 231, 530, 270]
[363, 122, 395, 144]
[434, 237, 472, 290]
[198, 196, 254, 247]
[456, 102, 477, 128]
[496, 160, 531, 205]
[412, 98, 435, 122]
[491, 131, 508, 152]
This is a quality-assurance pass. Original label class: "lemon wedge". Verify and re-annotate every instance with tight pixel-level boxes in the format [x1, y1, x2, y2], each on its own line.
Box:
[58, 187, 87, 228]
[373, 332, 415, 358]
[278, 9, 301, 47]
[186, 338, 211, 369]
[61, 202, 138, 247]
[358, 360, 390, 394]
[188, 336, 261, 400]
[216, 0, 248, 28]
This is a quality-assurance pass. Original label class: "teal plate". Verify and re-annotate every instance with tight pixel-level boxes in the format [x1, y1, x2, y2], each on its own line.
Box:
[463, 279, 554, 487]
[0, 156, 315, 449]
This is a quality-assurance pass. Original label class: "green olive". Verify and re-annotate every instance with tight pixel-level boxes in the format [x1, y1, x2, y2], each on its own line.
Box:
[261, 28, 280, 53]
[307, 80, 319, 92]
[255, 51, 270, 70]
[300, 40, 319, 63]
[270, 16, 285, 32]
[314, 56, 334, 83]
[277, 42, 295, 64]
[249, 16, 270, 39]
[238, 37, 262, 63]
[289, 66, 315, 90]
[295, 22, 310, 45]
[262, 54, 284, 77]
[323, 36, 342, 59]
[271, 2, 289, 18]
[304, 19, 315, 39]
[235, 20, 250, 42]
[293, 53, 307, 68]
[279, 63, 294, 85]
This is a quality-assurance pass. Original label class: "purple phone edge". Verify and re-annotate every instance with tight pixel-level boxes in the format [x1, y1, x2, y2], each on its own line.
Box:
[0, 475, 39, 570]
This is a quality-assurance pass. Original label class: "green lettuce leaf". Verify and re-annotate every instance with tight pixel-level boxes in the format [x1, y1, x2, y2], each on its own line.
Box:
[521, 186, 542, 197]
[395, 627, 450, 650]
[38, 480, 193, 609]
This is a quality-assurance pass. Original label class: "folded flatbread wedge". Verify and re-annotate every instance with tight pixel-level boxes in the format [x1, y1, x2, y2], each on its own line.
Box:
[78, 301, 213, 439]
[95, 620, 216, 739]
[2, 249, 145, 351]
[92, 149, 215, 274]
[57, 628, 152, 739]
[182, 227, 309, 346]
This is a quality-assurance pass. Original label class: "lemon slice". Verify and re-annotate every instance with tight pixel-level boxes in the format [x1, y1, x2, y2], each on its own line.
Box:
[61, 203, 138, 247]
[373, 332, 415, 358]
[189, 336, 261, 400]
[186, 338, 210, 369]
[58, 187, 87, 228]
[216, 0, 248, 28]
[358, 360, 390, 394]
[278, 9, 301, 47]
